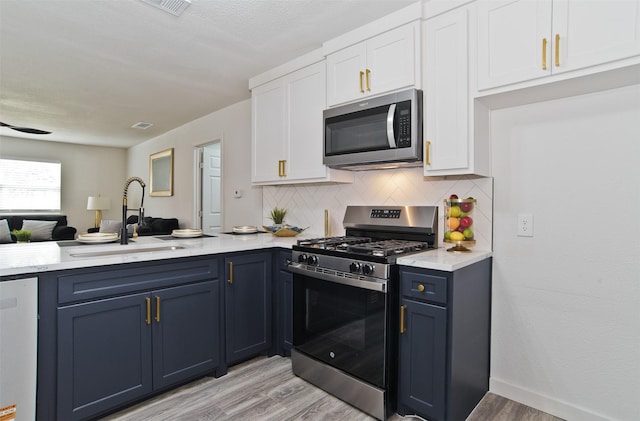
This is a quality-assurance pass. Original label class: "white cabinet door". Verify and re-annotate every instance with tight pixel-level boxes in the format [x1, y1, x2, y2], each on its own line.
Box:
[477, 0, 552, 90]
[326, 22, 419, 107]
[251, 80, 286, 183]
[326, 44, 367, 107]
[366, 23, 417, 98]
[286, 62, 329, 181]
[553, 0, 640, 74]
[424, 7, 470, 174]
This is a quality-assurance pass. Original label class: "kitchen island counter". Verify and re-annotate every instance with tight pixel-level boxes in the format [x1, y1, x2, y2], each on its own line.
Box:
[1, 235, 492, 279]
[0, 233, 299, 279]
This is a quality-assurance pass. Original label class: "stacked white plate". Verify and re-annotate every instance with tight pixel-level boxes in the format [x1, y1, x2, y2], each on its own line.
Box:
[172, 228, 203, 238]
[232, 225, 258, 234]
[77, 232, 119, 244]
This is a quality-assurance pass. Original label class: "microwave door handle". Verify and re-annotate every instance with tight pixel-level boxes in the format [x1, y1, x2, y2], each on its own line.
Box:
[386, 104, 397, 148]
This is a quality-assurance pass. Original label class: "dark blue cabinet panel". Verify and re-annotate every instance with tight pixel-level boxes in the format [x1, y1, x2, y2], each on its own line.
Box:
[152, 281, 219, 390]
[398, 300, 447, 420]
[397, 258, 491, 421]
[224, 252, 272, 364]
[57, 293, 153, 421]
[275, 250, 293, 355]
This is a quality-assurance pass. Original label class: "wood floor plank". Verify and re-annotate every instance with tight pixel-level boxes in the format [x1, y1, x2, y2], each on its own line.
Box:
[101, 355, 564, 421]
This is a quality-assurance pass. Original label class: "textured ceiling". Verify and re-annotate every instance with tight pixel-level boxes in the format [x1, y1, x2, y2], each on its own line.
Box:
[0, 0, 416, 148]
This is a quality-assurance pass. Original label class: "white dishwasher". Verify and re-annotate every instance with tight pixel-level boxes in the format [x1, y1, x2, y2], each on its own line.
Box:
[0, 277, 37, 421]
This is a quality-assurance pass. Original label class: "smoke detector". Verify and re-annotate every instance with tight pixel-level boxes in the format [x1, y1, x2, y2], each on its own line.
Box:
[140, 0, 191, 16]
[131, 122, 153, 130]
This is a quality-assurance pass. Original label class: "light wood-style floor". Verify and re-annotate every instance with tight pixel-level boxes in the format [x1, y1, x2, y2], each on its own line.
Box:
[101, 355, 563, 421]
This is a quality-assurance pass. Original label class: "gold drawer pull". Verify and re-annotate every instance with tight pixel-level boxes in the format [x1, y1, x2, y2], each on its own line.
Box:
[417, 284, 425, 292]
[400, 305, 407, 334]
[228, 261, 233, 284]
[425, 141, 431, 165]
[145, 297, 151, 325]
[542, 37, 548, 70]
[155, 296, 160, 322]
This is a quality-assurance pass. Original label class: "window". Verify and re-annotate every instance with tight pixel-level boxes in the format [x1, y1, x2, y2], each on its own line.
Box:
[0, 158, 61, 211]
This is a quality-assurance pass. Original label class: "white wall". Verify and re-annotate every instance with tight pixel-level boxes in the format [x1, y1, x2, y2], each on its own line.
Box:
[263, 170, 493, 250]
[127, 99, 262, 230]
[0, 136, 127, 230]
[490, 85, 640, 421]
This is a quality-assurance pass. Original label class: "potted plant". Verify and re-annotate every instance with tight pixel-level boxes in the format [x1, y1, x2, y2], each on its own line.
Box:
[11, 229, 32, 243]
[268, 207, 287, 227]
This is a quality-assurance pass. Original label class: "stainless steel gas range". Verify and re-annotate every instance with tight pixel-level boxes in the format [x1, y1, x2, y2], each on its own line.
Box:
[288, 205, 438, 420]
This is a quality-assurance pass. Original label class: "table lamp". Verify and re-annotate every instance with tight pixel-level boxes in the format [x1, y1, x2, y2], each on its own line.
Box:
[87, 196, 110, 228]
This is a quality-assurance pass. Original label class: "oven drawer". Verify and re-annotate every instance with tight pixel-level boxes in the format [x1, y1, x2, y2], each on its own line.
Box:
[400, 270, 447, 305]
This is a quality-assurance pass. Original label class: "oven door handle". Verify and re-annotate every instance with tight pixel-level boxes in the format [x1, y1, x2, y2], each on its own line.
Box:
[288, 264, 387, 293]
[386, 103, 397, 149]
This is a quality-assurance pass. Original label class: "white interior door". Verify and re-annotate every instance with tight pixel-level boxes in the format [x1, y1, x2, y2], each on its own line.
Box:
[201, 142, 221, 233]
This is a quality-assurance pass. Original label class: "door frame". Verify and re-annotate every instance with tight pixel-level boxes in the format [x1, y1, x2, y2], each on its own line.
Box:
[193, 138, 223, 231]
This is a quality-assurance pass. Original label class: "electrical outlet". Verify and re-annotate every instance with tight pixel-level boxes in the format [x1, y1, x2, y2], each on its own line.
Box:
[233, 189, 242, 198]
[517, 214, 533, 237]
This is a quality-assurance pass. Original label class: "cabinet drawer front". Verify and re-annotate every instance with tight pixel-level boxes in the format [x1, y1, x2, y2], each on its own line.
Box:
[58, 258, 218, 304]
[401, 270, 447, 305]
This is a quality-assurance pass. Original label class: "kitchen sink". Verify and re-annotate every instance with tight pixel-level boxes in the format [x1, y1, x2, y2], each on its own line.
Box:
[67, 245, 186, 258]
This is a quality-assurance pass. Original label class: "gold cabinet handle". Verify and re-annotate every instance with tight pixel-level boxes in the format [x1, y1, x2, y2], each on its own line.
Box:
[365, 69, 371, 91]
[277, 160, 282, 177]
[359, 71, 365, 93]
[145, 297, 151, 325]
[542, 37, 548, 70]
[155, 296, 160, 323]
[228, 261, 233, 284]
[425, 141, 431, 165]
[555, 33, 560, 67]
[281, 160, 287, 177]
[417, 284, 425, 292]
[400, 305, 407, 334]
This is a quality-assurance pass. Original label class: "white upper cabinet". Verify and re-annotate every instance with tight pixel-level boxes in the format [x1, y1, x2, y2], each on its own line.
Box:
[477, 0, 640, 91]
[251, 61, 353, 185]
[423, 3, 491, 177]
[326, 22, 420, 107]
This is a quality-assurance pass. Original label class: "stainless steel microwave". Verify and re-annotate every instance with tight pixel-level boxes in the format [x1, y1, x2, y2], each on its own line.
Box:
[323, 88, 423, 170]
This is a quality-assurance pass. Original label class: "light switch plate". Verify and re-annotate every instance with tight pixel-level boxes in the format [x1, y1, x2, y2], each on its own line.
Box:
[517, 214, 533, 237]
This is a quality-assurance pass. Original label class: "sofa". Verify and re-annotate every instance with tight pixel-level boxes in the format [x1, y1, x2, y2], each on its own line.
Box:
[88, 215, 179, 237]
[0, 214, 77, 243]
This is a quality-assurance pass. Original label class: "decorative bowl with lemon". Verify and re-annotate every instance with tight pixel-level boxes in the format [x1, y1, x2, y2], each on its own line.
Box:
[443, 195, 476, 252]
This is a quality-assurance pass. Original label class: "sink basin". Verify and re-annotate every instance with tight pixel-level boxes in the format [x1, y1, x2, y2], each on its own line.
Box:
[68, 245, 185, 258]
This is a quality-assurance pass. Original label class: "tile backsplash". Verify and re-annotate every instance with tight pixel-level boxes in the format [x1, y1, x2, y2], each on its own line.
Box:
[263, 168, 493, 250]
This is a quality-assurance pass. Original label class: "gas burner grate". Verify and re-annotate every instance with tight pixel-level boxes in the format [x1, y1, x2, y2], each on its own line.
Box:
[347, 240, 430, 257]
[297, 236, 371, 251]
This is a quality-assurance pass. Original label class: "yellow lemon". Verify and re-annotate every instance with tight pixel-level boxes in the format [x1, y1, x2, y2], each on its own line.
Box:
[449, 206, 462, 217]
[450, 231, 465, 242]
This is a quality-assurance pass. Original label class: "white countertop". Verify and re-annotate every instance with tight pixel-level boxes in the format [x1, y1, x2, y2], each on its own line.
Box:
[0, 234, 491, 278]
[396, 247, 493, 272]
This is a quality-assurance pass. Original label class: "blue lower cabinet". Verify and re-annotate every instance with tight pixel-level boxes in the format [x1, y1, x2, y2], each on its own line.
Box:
[397, 258, 492, 421]
[224, 251, 272, 365]
[51, 258, 221, 421]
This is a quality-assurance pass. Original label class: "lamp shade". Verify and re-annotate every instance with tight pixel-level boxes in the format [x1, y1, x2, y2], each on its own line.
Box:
[87, 196, 110, 211]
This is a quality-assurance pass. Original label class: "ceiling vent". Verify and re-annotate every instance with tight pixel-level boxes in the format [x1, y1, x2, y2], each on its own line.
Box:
[140, 0, 191, 16]
[131, 122, 153, 130]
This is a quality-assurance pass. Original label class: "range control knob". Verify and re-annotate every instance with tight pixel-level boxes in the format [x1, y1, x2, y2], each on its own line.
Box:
[362, 264, 374, 275]
[307, 255, 318, 266]
[297, 254, 308, 264]
[349, 262, 361, 273]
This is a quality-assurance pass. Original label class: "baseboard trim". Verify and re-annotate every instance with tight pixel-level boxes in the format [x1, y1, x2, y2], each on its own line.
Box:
[490, 377, 612, 421]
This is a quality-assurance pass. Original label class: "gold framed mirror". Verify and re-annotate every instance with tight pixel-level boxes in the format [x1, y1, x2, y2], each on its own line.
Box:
[149, 148, 173, 196]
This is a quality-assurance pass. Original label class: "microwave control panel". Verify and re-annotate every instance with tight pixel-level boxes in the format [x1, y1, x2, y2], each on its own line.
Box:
[396, 100, 411, 148]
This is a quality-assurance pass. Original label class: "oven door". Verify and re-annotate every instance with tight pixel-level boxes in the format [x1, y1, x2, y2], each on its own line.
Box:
[292, 270, 390, 388]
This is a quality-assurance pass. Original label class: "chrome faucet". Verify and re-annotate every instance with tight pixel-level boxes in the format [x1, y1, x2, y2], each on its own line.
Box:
[121, 177, 146, 245]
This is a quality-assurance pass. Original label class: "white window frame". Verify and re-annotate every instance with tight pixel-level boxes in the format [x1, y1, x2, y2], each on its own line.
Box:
[0, 157, 62, 212]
